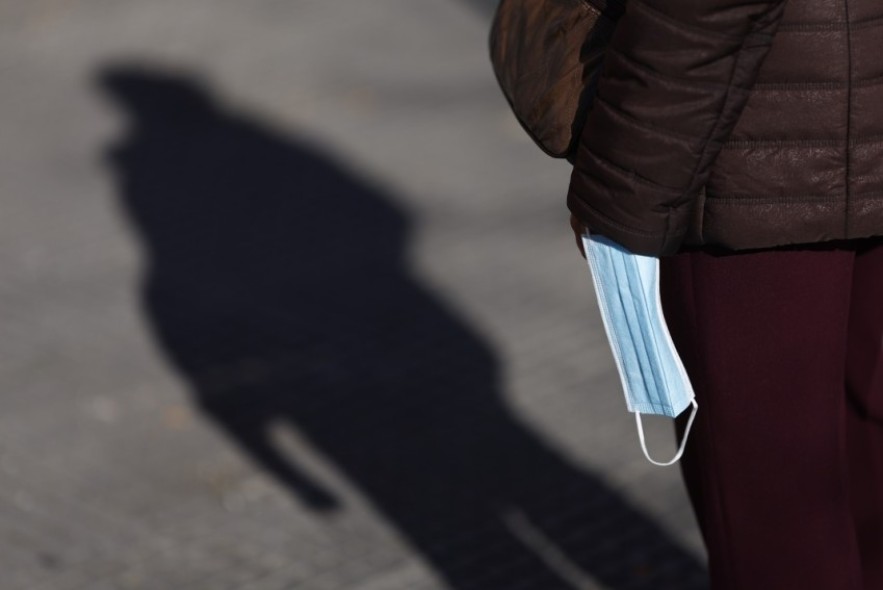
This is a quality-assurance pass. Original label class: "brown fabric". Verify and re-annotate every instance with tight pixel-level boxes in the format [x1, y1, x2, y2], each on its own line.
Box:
[567, 0, 883, 256]
[488, 0, 618, 157]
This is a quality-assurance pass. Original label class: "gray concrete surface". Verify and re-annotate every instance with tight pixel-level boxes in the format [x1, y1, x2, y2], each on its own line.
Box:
[0, 1, 707, 588]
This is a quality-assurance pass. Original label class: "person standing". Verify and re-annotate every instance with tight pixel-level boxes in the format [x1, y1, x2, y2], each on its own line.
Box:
[566, 0, 883, 587]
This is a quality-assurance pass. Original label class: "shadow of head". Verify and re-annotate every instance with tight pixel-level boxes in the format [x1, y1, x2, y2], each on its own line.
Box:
[98, 67, 217, 125]
[97, 64, 408, 280]
[461, 0, 501, 18]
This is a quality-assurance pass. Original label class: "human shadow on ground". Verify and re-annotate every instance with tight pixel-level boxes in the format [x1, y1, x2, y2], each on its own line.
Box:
[98, 65, 707, 590]
[460, 0, 500, 17]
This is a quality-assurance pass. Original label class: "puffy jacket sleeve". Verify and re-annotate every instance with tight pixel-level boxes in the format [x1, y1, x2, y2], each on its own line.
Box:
[567, 0, 788, 256]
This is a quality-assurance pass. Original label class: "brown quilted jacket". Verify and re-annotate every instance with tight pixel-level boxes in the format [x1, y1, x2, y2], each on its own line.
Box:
[567, 0, 883, 256]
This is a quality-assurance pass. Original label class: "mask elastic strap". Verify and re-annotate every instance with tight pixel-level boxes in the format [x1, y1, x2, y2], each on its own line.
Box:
[635, 399, 699, 467]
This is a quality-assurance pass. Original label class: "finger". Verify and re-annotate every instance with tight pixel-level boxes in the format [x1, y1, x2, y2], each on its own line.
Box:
[570, 214, 587, 259]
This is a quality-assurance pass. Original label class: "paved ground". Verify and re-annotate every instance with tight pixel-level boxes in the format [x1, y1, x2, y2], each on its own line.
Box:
[0, 1, 707, 588]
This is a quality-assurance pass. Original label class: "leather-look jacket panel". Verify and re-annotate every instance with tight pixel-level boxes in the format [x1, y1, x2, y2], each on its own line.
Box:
[567, 0, 883, 256]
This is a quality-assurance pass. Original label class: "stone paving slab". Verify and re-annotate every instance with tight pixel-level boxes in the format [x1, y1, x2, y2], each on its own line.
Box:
[0, 1, 706, 588]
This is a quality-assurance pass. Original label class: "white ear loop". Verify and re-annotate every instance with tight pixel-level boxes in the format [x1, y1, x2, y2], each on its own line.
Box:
[635, 398, 699, 466]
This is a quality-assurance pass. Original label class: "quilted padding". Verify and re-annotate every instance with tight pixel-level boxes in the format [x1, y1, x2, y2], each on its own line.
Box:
[567, 0, 883, 255]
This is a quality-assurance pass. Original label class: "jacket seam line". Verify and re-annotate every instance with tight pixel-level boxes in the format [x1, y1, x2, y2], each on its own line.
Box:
[723, 139, 842, 148]
[851, 190, 883, 199]
[851, 14, 883, 30]
[583, 145, 685, 194]
[706, 194, 844, 203]
[777, 16, 883, 32]
[680, 7, 770, 229]
[605, 46, 741, 93]
[752, 75, 883, 90]
[702, 193, 883, 203]
[706, 199, 841, 205]
[752, 81, 847, 91]
[695, 185, 706, 242]
[722, 135, 883, 149]
[778, 22, 843, 32]
[629, 0, 745, 41]
[851, 135, 883, 146]
[570, 194, 669, 237]
[844, 0, 854, 237]
[855, 75, 883, 88]
[593, 92, 708, 145]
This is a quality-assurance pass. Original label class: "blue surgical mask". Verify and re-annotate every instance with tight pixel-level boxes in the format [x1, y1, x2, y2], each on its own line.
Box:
[580, 230, 698, 466]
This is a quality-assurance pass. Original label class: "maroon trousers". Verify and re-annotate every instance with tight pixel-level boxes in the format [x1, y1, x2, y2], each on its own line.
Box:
[659, 236, 883, 590]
